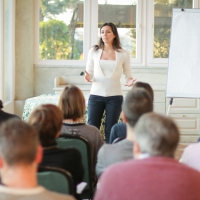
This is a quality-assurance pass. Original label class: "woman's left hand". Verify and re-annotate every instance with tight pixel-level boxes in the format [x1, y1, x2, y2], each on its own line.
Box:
[125, 78, 137, 87]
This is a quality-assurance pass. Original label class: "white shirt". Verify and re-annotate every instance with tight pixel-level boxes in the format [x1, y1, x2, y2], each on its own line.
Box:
[100, 60, 116, 78]
[0, 185, 74, 200]
[86, 48, 132, 97]
[180, 143, 200, 172]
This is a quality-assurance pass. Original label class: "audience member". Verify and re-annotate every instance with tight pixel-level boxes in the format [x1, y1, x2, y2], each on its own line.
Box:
[58, 85, 103, 182]
[96, 88, 153, 177]
[109, 82, 154, 143]
[180, 142, 200, 172]
[94, 113, 200, 200]
[0, 119, 75, 200]
[28, 104, 84, 199]
[0, 100, 20, 124]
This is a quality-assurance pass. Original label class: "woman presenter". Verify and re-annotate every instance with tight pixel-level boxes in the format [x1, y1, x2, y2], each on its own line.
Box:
[84, 22, 136, 143]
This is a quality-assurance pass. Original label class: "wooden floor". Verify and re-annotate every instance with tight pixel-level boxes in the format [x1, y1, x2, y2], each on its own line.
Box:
[174, 143, 189, 161]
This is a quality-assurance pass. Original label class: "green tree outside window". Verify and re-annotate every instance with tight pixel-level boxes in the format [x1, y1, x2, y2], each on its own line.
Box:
[39, 0, 83, 60]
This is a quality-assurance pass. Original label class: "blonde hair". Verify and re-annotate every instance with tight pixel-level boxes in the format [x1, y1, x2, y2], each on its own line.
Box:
[58, 85, 85, 120]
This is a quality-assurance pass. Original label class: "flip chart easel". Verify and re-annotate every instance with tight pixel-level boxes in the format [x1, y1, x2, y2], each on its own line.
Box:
[166, 8, 200, 115]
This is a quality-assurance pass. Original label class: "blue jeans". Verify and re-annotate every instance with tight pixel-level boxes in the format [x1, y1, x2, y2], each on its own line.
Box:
[87, 95, 123, 143]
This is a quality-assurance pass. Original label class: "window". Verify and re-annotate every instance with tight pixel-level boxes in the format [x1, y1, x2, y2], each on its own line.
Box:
[4, 0, 13, 102]
[39, 0, 84, 60]
[0, 0, 15, 105]
[153, 0, 193, 58]
[35, 0, 198, 66]
[98, 1, 137, 58]
[146, 0, 193, 65]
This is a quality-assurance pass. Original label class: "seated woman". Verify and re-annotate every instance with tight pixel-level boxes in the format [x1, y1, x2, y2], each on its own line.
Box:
[109, 81, 154, 143]
[58, 85, 104, 183]
[28, 104, 84, 200]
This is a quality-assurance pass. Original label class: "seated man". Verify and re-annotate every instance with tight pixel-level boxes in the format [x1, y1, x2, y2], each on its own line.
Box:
[180, 141, 200, 172]
[96, 88, 153, 177]
[94, 113, 200, 200]
[0, 119, 74, 200]
[109, 82, 154, 144]
[28, 104, 84, 200]
[0, 100, 20, 124]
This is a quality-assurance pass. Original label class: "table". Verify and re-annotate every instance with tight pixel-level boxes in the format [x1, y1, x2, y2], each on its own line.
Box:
[22, 94, 60, 121]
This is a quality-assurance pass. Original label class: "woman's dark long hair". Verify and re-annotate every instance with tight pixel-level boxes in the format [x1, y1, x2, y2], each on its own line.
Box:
[94, 22, 122, 52]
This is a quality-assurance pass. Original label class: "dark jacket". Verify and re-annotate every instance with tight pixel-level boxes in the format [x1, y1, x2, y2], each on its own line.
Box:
[0, 110, 20, 124]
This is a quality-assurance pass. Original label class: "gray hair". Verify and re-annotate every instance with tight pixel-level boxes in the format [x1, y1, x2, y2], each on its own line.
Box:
[134, 113, 179, 158]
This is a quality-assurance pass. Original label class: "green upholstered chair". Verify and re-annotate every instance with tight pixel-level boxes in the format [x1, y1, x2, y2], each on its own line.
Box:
[57, 134, 94, 200]
[38, 166, 74, 195]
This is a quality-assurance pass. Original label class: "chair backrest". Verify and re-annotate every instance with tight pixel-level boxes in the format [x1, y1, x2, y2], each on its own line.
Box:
[38, 166, 74, 195]
[57, 134, 94, 199]
[112, 136, 126, 144]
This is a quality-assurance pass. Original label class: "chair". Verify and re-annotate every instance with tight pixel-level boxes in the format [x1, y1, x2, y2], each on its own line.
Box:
[112, 136, 126, 144]
[57, 134, 94, 199]
[38, 166, 74, 195]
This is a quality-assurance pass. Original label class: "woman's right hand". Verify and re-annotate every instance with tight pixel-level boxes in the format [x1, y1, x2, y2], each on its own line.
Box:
[84, 70, 92, 82]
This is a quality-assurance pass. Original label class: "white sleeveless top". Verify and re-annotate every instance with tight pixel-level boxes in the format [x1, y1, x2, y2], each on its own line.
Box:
[100, 60, 116, 78]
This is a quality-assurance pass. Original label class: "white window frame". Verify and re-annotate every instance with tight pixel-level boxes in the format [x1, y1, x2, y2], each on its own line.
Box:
[0, 0, 3, 100]
[92, 1, 143, 65]
[146, 0, 168, 66]
[0, 0, 15, 113]
[35, 0, 143, 66]
[34, 0, 93, 66]
[131, 0, 143, 66]
[146, 0, 199, 67]
[9, 0, 15, 107]
[34, 0, 200, 67]
[193, 0, 200, 8]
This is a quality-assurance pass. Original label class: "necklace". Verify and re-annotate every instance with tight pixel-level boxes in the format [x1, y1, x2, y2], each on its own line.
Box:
[63, 119, 84, 124]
